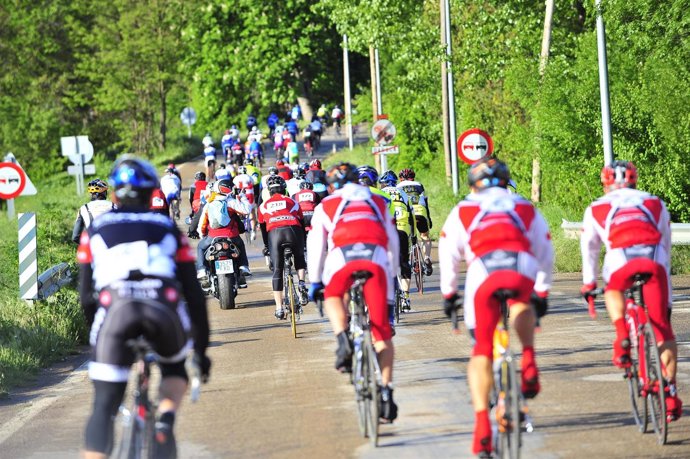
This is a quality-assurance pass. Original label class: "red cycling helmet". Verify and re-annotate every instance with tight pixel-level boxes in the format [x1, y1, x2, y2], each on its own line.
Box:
[310, 159, 322, 170]
[276, 159, 285, 167]
[399, 168, 415, 181]
[601, 160, 638, 191]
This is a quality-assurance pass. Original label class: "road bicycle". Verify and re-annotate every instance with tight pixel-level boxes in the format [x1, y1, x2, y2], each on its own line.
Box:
[409, 242, 425, 295]
[393, 276, 410, 324]
[282, 246, 300, 338]
[113, 337, 202, 459]
[587, 273, 668, 445]
[348, 271, 382, 446]
[452, 290, 533, 459]
[169, 197, 180, 222]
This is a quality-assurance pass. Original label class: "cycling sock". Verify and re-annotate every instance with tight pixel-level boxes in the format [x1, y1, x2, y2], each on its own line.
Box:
[614, 317, 629, 342]
[473, 410, 492, 454]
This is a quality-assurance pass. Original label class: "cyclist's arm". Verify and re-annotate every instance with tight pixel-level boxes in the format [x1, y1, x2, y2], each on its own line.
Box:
[659, 200, 673, 305]
[438, 206, 466, 298]
[177, 261, 209, 355]
[226, 194, 251, 215]
[71, 209, 85, 244]
[306, 204, 328, 283]
[76, 232, 97, 326]
[580, 205, 603, 285]
[528, 210, 554, 293]
[189, 185, 196, 206]
[422, 193, 432, 228]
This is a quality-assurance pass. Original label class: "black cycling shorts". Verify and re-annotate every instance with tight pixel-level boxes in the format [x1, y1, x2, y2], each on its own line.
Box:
[89, 278, 191, 382]
[398, 230, 411, 279]
[415, 215, 429, 234]
[269, 226, 306, 291]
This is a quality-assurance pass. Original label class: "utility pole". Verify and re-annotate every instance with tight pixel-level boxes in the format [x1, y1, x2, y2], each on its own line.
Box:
[370, 46, 381, 170]
[440, 0, 451, 184]
[531, 0, 554, 203]
[596, 0, 614, 166]
[443, 0, 458, 195]
[343, 35, 354, 150]
[374, 47, 388, 172]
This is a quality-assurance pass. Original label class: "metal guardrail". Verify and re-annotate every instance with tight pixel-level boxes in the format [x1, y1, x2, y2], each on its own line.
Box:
[37, 262, 73, 300]
[561, 220, 690, 245]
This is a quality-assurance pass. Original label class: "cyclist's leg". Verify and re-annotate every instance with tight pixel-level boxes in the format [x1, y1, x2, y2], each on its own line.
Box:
[605, 253, 643, 367]
[269, 228, 286, 314]
[84, 380, 128, 458]
[415, 215, 433, 274]
[397, 231, 411, 307]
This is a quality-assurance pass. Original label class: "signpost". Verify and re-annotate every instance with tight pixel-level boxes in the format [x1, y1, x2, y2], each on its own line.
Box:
[180, 107, 197, 139]
[61, 136, 95, 195]
[371, 116, 397, 172]
[457, 128, 494, 165]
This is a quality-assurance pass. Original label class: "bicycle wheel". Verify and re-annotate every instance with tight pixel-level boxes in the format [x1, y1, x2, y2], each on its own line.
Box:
[410, 246, 423, 295]
[113, 403, 142, 459]
[498, 355, 521, 459]
[354, 335, 369, 438]
[644, 323, 667, 445]
[626, 322, 648, 432]
[394, 289, 401, 324]
[287, 274, 297, 338]
[365, 332, 380, 447]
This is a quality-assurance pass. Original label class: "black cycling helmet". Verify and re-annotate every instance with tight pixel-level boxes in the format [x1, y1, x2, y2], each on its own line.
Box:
[194, 171, 206, 181]
[467, 156, 511, 190]
[299, 180, 314, 190]
[294, 167, 306, 179]
[326, 162, 358, 192]
[268, 166, 279, 176]
[266, 175, 286, 194]
[244, 158, 254, 166]
[108, 155, 159, 208]
[87, 178, 108, 200]
[215, 178, 233, 195]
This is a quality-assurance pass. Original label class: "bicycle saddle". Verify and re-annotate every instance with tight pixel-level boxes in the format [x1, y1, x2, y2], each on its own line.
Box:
[282, 245, 293, 256]
[632, 273, 652, 284]
[493, 289, 519, 302]
[352, 271, 373, 281]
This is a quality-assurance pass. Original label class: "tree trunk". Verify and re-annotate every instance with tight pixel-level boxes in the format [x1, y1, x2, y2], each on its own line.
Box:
[159, 81, 167, 151]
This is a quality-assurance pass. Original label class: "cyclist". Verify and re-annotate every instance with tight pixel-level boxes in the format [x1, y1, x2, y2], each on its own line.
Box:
[358, 165, 392, 210]
[230, 141, 244, 166]
[309, 115, 323, 146]
[247, 136, 263, 167]
[259, 175, 308, 318]
[286, 165, 306, 197]
[202, 132, 213, 148]
[167, 163, 181, 181]
[580, 160, 681, 420]
[196, 179, 252, 288]
[78, 156, 210, 459]
[331, 105, 343, 134]
[188, 172, 207, 217]
[316, 103, 328, 124]
[439, 156, 553, 457]
[292, 181, 320, 232]
[267, 112, 280, 137]
[276, 159, 293, 181]
[229, 125, 240, 141]
[305, 159, 328, 200]
[397, 168, 433, 277]
[160, 167, 182, 220]
[71, 179, 115, 244]
[380, 171, 418, 310]
[259, 166, 280, 205]
[302, 125, 313, 156]
[214, 163, 233, 181]
[233, 165, 258, 242]
[246, 114, 257, 133]
[221, 129, 236, 161]
[307, 162, 400, 423]
[203, 144, 217, 180]
[248, 125, 263, 143]
[244, 158, 262, 200]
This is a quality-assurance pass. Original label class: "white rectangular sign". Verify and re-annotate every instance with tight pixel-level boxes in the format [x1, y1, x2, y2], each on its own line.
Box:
[372, 145, 399, 155]
[67, 164, 96, 175]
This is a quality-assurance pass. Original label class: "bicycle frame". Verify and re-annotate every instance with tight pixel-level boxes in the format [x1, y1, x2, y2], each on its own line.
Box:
[283, 248, 299, 338]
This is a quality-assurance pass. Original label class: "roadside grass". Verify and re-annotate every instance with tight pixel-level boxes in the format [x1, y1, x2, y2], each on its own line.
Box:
[325, 145, 690, 275]
[0, 134, 201, 396]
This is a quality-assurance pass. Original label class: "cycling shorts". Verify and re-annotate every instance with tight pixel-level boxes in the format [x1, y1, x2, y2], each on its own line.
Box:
[165, 190, 180, 204]
[205, 156, 216, 167]
[323, 244, 393, 342]
[606, 250, 673, 342]
[463, 250, 538, 358]
[88, 278, 192, 383]
[268, 226, 306, 291]
[398, 230, 411, 280]
[414, 215, 429, 234]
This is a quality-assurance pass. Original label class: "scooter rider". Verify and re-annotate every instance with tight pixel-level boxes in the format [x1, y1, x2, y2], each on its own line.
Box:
[196, 179, 251, 289]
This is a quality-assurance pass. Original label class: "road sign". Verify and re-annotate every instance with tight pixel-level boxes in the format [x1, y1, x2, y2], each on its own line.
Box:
[0, 162, 26, 199]
[457, 128, 494, 164]
[61, 136, 94, 165]
[372, 145, 399, 155]
[67, 164, 96, 175]
[180, 107, 197, 126]
[4, 153, 37, 196]
[371, 118, 396, 146]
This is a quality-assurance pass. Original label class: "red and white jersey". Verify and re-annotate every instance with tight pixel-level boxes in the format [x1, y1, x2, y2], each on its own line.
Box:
[258, 194, 303, 232]
[292, 189, 319, 214]
[307, 183, 399, 283]
[438, 187, 554, 297]
[581, 188, 671, 285]
[233, 173, 255, 201]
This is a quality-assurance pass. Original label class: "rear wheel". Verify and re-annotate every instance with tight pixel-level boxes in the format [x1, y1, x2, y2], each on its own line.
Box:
[355, 337, 369, 438]
[497, 356, 521, 459]
[218, 274, 236, 310]
[365, 333, 380, 447]
[626, 318, 648, 432]
[394, 289, 401, 324]
[411, 245, 423, 295]
[644, 323, 667, 445]
[286, 273, 297, 338]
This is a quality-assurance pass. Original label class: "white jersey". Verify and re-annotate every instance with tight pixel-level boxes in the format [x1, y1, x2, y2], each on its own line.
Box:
[160, 174, 181, 197]
[202, 135, 214, 147]
[286, 177, 305, 197]
[78, 200, 116, 229]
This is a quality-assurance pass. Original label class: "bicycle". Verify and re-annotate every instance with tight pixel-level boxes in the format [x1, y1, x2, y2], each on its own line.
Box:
[348, 271, 382, 446]
[242, 213, 253, 246]
[112, 337, 202, 459]
[586, 273, 668, 445]
[409, 242, 424, 295]
[169, 197, 180, 222]
[282, 246, 300, 339]
[452, 290, 533, 459]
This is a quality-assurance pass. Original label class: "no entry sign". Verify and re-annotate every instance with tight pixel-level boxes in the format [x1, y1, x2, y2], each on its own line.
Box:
[457, 129, 494, 164]
[0, 162, 26, 199]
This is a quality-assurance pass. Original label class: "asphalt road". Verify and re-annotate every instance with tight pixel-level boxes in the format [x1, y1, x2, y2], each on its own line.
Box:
[1, 131, 690, 458]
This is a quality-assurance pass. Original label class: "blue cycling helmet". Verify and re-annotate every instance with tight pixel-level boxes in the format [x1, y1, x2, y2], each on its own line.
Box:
[108, 155, 159, 207]
[379, 170, 397, 187]
[357, 165, 379, 187]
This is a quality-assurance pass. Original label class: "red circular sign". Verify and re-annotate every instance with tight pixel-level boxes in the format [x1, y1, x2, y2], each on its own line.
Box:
[457, 129, 494, 165]
[0, 162, 26, 199]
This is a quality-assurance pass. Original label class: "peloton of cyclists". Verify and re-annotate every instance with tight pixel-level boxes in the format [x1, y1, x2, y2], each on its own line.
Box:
[397, 168, 434, 277]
